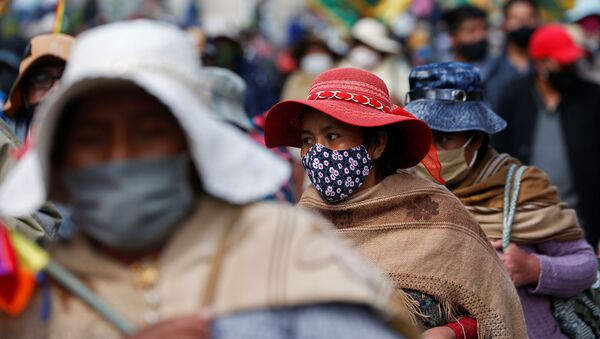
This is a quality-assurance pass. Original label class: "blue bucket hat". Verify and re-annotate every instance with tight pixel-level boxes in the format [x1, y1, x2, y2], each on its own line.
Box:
[404, 62, 506, 134]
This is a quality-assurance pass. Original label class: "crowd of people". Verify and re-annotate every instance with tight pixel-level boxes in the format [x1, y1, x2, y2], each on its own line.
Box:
[0, 0, 599, 338]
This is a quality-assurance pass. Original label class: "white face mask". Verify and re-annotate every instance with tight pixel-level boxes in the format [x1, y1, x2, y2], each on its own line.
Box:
[300, 53, 334, 75]
[347, 46, 381, 70]
[415, 135, 478, 185]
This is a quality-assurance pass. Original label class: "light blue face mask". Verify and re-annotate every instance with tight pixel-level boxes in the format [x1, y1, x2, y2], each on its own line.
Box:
[62, 154, 195, 253]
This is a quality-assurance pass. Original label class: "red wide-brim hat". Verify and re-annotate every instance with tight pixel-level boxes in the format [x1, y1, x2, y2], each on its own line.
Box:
[265, 68, 432, 169]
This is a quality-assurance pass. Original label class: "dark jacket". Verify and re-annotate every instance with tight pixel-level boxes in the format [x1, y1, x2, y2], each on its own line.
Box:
[493, 75, 600, 247]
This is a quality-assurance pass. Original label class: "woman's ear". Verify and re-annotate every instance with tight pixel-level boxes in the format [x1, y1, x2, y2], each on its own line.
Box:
[368, 131, 388, 160]
[471, 132, 485, 151]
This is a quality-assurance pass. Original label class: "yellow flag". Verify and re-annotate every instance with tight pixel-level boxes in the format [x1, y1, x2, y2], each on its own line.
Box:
[9, 231, 49, 272]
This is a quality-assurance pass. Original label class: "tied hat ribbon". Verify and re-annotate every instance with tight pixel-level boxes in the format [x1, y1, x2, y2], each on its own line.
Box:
[307, 90, 393, 114]
[391, 106, 444, 185]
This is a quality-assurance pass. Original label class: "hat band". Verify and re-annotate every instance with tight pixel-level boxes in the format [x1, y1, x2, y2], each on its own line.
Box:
[406, 89, 482, 103]
[307, 90, 393, 114]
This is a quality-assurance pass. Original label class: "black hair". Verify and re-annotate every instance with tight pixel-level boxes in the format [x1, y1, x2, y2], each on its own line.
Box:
[362, 126, 399, 179]
[502, 0, 539, 17]
[478, 132, 490, 152]
[443, 5, 487, 35]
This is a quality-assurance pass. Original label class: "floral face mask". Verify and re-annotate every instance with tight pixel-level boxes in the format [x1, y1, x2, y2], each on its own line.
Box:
[302, 144, 373, 203]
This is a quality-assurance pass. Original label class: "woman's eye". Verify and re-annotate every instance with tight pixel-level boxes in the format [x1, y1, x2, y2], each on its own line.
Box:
[302, 136, 313, 145]
[326, 133, 340, 141]
[435, 136, 450, 145]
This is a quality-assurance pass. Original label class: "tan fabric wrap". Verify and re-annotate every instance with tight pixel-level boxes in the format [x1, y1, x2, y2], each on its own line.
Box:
[452, 149, 584, 243]
[1, 197, 418, 339]
[299, 172, 527, 339]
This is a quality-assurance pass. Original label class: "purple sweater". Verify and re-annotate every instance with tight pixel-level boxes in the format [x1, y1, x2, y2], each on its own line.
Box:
[498, 239, 597, 339]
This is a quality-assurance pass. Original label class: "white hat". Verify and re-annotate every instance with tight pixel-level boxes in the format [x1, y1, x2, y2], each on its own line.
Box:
[566, 0, 600, 22]
[352, 18, 400, 54]
[202, 16, 241, 40]
[0, 20, 290, 216]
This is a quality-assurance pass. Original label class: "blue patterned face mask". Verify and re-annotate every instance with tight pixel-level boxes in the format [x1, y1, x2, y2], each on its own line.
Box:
[302, 144, 373, 203]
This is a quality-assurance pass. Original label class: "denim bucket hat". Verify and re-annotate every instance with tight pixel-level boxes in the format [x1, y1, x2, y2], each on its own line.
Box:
[404, 62, 506, 134]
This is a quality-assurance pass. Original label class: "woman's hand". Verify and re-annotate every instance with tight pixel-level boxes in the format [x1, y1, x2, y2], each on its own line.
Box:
[127, 311, 211, 339]
[421, 326, 456, 339]
[492, 240, 541, 288]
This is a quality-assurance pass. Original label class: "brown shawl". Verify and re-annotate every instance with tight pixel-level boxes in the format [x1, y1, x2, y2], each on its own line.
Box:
[451, 148, 583, 243]
[299, 172, 527, 338]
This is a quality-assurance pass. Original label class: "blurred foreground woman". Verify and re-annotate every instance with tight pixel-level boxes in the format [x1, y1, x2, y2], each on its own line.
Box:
[0, 21, 417, 339]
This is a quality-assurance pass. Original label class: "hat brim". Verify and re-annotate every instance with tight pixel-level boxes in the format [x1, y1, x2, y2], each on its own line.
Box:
[552, 45, 585, 65]
[404, 99, 507, 135]
[265, 99, 431, 169]
[3, 55, 67, 117]
[355, 34, 400, 54]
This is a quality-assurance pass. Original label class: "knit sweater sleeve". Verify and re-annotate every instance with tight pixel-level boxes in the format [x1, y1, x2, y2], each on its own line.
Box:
[529, 239, 597, 298]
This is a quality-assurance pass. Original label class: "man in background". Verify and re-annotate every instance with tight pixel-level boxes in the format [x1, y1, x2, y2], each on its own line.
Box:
[494, 24, 600, 250]
[443, 5, 500, 89]
[487, 0, 541, 110]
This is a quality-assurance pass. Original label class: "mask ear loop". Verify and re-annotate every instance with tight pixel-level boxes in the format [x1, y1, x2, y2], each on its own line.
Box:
[462, 134, 475, 148]
[462, 134, 478, 168]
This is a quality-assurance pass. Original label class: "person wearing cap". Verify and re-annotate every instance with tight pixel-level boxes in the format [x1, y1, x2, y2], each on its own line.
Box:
[340, 18, 411, 104]
[264, 67, 527, 338]
[3, 33, 74, 143]
[405, 61, 597, 339]
[0, 20, 419, 339]
[494, 24, 600, 250]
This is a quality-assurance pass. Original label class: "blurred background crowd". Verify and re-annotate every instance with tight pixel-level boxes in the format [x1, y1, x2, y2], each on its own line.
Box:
[1, 0, 599, 244]
[0, 3, 599, 337]
[1, 0, 598, 115]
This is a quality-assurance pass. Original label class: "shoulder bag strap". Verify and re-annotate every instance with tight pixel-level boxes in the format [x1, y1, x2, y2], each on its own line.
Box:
[502, 164, 527, 251]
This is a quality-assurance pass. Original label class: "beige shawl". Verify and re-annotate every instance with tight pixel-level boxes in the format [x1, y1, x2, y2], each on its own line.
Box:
[451, 148, 583, 243]
[300, 172, 527, 338]
[1, 196, 418, 339]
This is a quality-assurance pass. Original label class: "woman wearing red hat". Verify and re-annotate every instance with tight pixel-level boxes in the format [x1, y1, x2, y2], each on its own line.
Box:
[265, 68, 527, 338]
